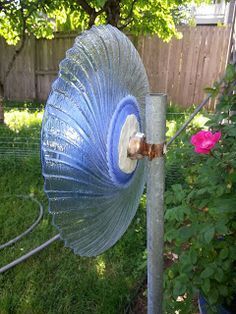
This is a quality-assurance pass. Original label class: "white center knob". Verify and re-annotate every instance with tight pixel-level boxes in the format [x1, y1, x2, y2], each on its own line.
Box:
[118, 114, 139, 173]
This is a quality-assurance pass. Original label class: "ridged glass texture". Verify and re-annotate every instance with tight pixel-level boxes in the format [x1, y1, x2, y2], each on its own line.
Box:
[41, 25, 149, 256]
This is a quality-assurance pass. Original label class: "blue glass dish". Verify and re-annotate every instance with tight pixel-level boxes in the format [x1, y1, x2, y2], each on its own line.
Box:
[41, 25, 149, 256]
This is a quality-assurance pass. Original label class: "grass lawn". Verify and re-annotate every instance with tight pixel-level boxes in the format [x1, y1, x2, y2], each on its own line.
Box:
[0, 155, 147, 314]
[0, 106, 147, 314]
[0, 103, 208, 313]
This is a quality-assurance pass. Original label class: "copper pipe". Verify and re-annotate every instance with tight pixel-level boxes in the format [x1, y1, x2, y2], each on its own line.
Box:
[127, 132, 165, 160]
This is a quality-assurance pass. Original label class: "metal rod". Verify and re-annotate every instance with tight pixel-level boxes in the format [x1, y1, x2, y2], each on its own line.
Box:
[166, 93, 211, 147]
[146, 93, 167, 314]
[166, 62, 236, 148]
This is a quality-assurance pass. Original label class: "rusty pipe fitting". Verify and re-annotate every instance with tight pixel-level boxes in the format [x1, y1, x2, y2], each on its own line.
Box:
[127, 132, 165, 161]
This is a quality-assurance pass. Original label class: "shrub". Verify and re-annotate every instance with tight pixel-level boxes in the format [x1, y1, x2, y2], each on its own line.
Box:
[164, 64, 236, 313]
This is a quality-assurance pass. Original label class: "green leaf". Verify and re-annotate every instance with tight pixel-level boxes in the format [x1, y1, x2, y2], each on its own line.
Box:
[222, 260, 231, 271]
[173, 278, 187, 298]
[165, 205, 186, 222]
[200, 267, 214, 279]
[202, 278, 210, 295]
[179, 225, 195, 241]
[165, 229, 178, 242]
[177, 273, 189, 284]
[204, 87, 219, 98]
[168, 269, 174, 279]
[204, 226, 215, 243]
[227, 127, 236, 137]
[219, 285, 228, 297]
[95, 0, 106, 6]
[208, 289, 219, 305]
[219, 247, 229, 260]
[230, 115, 236, 123]
[230, 246, 236, 259]
[225, 64, 236, 83]
[190, 249, 197, 264]
[214, 268, 224, 282]
[215, 222, 228, 234]
[229, 172, 236, 183]
[180, 262, 193, 274]
[171, 184, 186, 203]
[212, 196, 236, 213]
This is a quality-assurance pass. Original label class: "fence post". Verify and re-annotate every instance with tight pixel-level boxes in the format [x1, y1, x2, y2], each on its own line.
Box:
[146, 93, 167, 314]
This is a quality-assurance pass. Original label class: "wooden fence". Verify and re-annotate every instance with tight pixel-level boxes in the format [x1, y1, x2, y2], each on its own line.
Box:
[0, 26, 232, 109]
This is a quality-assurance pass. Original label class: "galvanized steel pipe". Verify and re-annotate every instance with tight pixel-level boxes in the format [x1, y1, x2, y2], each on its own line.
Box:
[146, 93, 167, 314]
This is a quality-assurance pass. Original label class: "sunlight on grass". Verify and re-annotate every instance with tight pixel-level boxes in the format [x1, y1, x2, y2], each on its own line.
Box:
[5, 110, 43, 132]
[95, 256, 106, 277]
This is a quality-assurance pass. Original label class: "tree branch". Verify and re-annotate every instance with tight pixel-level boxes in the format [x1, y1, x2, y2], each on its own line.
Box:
[4, 0, 44, 80]
[121, 0, 138, 22]
[119, 17, 134, 30]
[104, 0, 121, 26]
[75, 0, 95, 15]
[5, 5, 27, 80]
[75, 0, 100, 27]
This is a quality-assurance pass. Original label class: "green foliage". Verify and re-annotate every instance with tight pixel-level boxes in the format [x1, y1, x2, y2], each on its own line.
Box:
[117, 0, 182, 41]
[0, 1, 56, 45]
[165, 106, 209, 190]
[164, 64, 236, 313]
[0, 0, 208, 45]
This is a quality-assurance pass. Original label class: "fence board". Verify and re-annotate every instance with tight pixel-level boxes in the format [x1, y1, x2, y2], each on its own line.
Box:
[35, 35, 76, 100]
[1, 38, 36, 100]
[0, 26, 232, 110]
[137, 26, 231, 109]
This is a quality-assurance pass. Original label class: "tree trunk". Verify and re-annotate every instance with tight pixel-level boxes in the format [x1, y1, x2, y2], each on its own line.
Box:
[0, 82, 4, 124]
[105, 0, 121, 27]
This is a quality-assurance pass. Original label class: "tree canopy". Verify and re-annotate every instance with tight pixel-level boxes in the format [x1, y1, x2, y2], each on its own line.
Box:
[0, 0, 210, 123]
[0, 0, 207, 46]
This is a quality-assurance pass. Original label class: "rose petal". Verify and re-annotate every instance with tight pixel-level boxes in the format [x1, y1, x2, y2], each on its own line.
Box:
[213, 131, 221, 143]
[191, 132, 205, 145]
[195, 146, 210, 154]
[201, 131, 212, 139]
[199, 140, 215, 150]
[191, 131, 211, 145]
[202, 131, 212, 137]
[191, 130, 221, 155]
[190, 134, 198, 145]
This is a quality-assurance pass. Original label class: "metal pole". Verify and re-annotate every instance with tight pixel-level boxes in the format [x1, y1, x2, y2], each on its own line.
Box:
[146, 93, 167, 314]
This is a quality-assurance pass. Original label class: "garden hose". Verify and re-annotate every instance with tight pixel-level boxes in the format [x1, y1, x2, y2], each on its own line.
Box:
[0, 195, 44, 250]
[0, 195, 60, 274]
[0, 234, 60, 274]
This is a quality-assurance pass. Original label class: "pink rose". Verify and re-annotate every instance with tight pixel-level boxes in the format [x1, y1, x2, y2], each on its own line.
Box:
[191, 130, 221, 154]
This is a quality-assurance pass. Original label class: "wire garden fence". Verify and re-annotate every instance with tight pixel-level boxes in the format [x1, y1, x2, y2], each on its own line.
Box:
[0, 104, 203, 190]
[0, 107, 181, 159]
